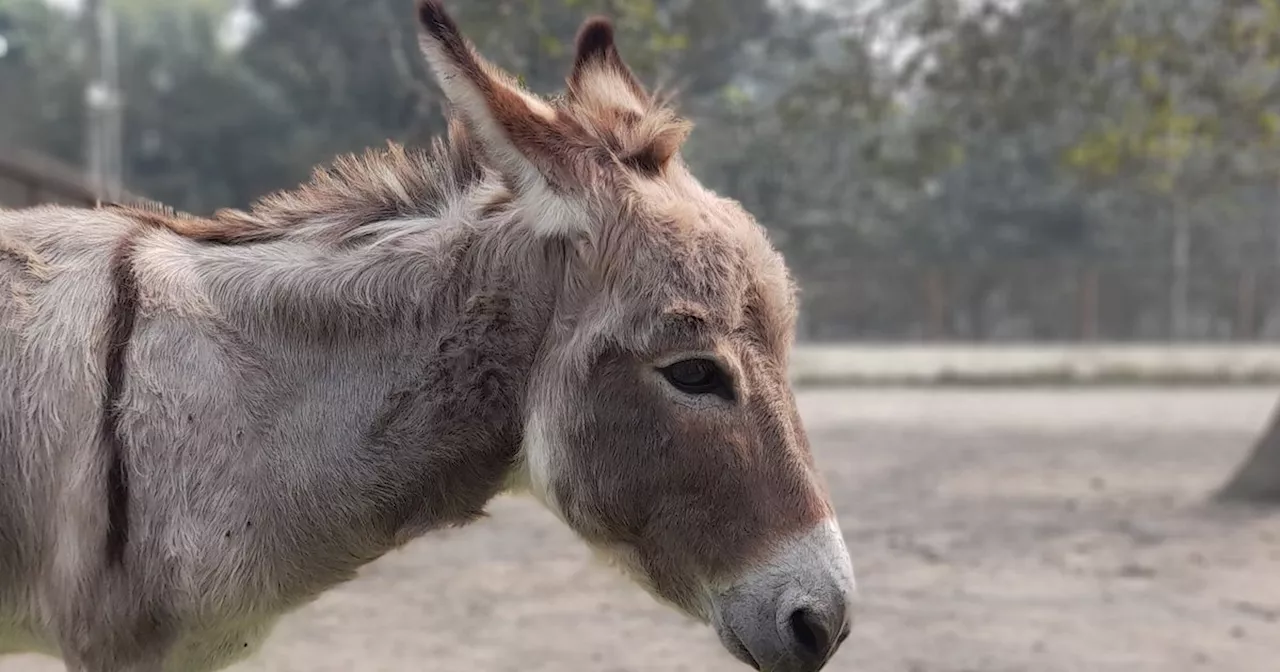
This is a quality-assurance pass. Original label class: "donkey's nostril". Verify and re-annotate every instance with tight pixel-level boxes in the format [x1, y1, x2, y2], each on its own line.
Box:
[788, 606, 832, 662]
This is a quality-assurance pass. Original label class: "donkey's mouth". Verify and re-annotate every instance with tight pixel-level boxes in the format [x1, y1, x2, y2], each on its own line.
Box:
[715, 622, 762, 670]
[706, 519, 855, 672]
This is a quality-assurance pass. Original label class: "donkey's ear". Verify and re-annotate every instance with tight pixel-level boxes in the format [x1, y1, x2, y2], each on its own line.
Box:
[416, 0, 588, 236]
[567, 17, 650, 113]
[567, 17, 690, 173]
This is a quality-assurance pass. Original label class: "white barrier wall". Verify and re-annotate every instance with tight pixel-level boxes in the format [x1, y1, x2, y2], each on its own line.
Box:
[789, 344, 1280, 385]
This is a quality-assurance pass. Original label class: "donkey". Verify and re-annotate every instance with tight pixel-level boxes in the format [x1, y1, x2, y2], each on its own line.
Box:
[0, 2, 856, 670]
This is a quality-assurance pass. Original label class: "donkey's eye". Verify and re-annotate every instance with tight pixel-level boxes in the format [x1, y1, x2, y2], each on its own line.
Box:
[660, 359, 732, 400]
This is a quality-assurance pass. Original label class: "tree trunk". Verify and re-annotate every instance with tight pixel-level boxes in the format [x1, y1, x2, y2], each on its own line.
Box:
[1216, 396, 1280, 504]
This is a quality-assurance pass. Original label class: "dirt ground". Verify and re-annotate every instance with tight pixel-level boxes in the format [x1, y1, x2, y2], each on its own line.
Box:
[5, 388, 1279, 672]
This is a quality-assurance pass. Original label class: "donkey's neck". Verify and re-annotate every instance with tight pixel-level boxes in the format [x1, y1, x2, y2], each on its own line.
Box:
[145, 211, 562, 566]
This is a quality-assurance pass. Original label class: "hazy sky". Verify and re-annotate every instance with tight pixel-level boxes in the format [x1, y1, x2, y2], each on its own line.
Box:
[39, 0, 1013, 60]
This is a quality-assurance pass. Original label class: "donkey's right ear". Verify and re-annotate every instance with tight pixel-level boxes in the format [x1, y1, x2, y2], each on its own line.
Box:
[416, 0, 589, 237]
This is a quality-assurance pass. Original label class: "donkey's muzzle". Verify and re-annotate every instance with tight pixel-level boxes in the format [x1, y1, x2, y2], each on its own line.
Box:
[710, 519, 856, 672]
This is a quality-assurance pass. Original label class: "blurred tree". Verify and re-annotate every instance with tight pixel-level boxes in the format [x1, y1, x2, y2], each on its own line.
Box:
[1063, 0, 1280, 192]
[874, 0, 1106, 336]
[894, 0, 1102, 262]
[228, 0, 783, 206]
[4, 0, 1280, 343]
[1053, 0, 1280, 340]
[114, 1, 294, 211]
[681, 0, 914, 278]
[0, 0, 87, 161]
[1004, 0, 1280, 498]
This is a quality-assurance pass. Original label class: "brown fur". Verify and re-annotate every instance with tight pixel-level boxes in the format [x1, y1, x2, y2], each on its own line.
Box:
[0, 4, 853, 669]
[112, 3, 817, 581]
[93, 0, 817, 587]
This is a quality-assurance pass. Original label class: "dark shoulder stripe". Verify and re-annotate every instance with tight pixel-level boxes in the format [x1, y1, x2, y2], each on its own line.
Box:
[101, 235, 139, 566]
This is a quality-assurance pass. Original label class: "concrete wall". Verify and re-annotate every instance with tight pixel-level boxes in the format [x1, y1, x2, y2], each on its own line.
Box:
[790, 343, 1280, 385]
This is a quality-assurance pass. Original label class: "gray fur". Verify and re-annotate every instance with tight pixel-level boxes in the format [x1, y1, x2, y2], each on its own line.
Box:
[1, 199, 561, 670]
[0, 3, 856, 670]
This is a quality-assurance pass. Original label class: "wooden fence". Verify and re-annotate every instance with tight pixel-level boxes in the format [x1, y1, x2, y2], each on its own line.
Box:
[5, 147, 1275, 344]
[797, 261, 1280, 343]
[0, 147, 102, 208]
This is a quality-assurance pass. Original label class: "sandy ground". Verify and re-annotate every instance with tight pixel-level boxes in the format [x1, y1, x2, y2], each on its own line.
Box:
[4, 388, 1279, 672]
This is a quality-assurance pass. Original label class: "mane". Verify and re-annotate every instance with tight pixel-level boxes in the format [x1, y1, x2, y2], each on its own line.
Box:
[109, 117, 485, 245]
[105, 198, 200, 223]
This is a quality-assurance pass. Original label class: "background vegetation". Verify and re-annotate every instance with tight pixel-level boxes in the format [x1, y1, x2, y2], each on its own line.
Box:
[2, 0, 1279, 340]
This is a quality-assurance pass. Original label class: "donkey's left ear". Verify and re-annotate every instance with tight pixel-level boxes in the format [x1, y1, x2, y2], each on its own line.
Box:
[416, 0, 589, 237]
[567, 17, 691, 174]
[567, 17, 650, 114]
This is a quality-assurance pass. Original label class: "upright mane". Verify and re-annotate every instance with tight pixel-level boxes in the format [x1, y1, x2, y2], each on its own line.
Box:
[106, 117, 485, 245]
[108, 9, 695, 247]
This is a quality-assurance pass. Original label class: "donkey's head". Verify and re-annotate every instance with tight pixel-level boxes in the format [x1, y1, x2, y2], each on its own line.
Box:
[416, 2, 855, 669]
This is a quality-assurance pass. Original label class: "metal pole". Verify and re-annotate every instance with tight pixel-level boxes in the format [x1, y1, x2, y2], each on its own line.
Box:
[83, 0, 102, 198]
[1237, 268, 1257, 340]
[83, 0, 123, 202]
[1167, 87, 1190, 341]
[923, 267, 946, 340]
[1077, 266, 1099, 341]
[1275, 176, 1280, 269]
[1170, 199, 1190, 340]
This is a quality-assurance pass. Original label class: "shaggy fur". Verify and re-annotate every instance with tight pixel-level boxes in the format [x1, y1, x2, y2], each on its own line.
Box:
[0, 2, 851, 671]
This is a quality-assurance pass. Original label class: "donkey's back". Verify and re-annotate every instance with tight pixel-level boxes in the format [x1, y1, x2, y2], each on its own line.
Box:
[1, 196, 457, 670]
[0, 204, 141, 656]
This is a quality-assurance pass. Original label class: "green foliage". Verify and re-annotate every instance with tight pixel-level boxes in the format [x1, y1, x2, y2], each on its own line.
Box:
[1061, 0, 1280, 191]
[0, 0, 87, 160]
[5, 0, 1278, 290]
